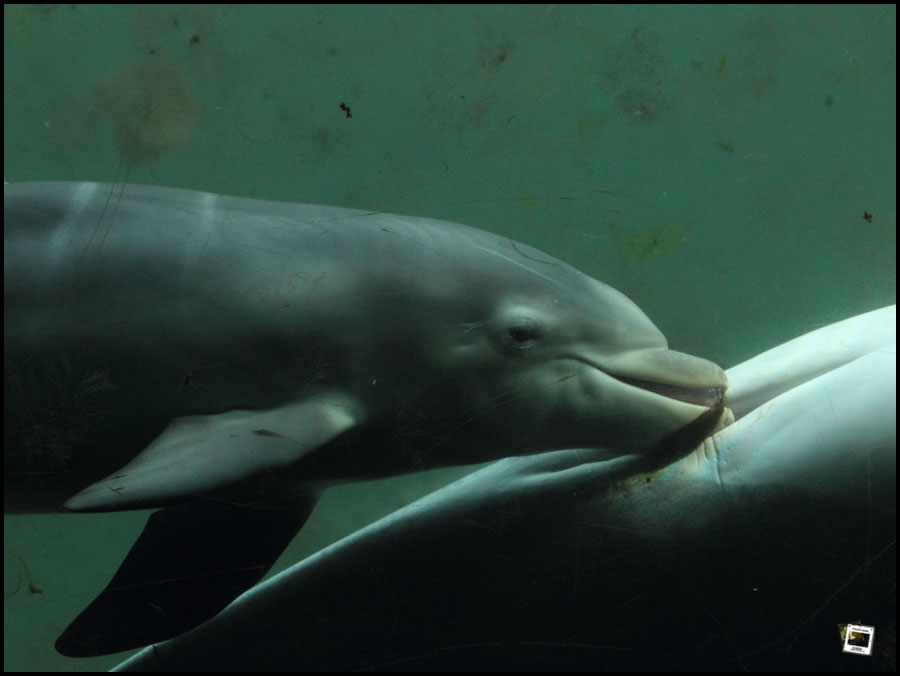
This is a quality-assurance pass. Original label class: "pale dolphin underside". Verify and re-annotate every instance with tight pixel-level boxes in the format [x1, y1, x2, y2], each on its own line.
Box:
[113, 306, 895, 672]
[3, 182, 726, 656]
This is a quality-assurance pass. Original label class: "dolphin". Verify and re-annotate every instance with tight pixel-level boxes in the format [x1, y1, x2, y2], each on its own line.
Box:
[3, 182, 726, 656]
[111, 306, 895, 671]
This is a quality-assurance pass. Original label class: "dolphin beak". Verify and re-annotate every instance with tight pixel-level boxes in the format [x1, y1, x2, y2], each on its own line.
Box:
[602, 349, 728, 408]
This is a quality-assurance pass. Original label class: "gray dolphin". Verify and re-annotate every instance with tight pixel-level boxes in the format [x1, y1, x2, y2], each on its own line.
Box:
[3, 182, 725, 656]
[112, 306, 896, 672]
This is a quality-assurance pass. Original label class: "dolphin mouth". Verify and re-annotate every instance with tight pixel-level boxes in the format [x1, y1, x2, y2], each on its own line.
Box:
[611, 374, 726, 408]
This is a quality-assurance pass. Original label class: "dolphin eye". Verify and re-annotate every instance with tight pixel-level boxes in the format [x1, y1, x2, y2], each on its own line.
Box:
[505, 319, 540, 349]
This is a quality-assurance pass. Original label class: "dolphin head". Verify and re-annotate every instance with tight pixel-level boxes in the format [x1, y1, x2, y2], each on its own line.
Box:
[418, 250, 728, 465]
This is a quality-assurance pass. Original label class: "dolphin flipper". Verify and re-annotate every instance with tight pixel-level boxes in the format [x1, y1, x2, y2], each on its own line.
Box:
[56, 489, 317, 657]
[64, 393, 362, 512]
[55, 392, 360, 656]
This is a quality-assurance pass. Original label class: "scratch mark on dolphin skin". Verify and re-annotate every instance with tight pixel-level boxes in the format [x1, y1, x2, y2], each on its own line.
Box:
[252, 429, 311, 451]
[374, 223, 459, 261]
[473, 243, 565, 289]
[460, 320, 492, 334]
[510, 241, 563, 266]
[252, 429, 285, 438]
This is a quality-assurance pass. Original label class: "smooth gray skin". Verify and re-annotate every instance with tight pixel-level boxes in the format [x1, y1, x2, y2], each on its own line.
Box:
[5, 182, 724, 513]
[4, 182, 725, 656]
[114, 307, 896, 672]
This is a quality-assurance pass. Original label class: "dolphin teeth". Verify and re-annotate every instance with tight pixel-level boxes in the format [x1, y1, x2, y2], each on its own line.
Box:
[613, 375, 726, 408]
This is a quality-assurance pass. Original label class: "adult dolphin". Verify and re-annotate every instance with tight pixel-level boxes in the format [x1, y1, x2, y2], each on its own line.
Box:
[3, 182, 725, 656]
[113, 306, 895, 672]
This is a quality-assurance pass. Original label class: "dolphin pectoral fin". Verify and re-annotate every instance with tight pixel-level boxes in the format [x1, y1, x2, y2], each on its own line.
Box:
[55, 491, 317, 657]
[63, 392, 364, 512]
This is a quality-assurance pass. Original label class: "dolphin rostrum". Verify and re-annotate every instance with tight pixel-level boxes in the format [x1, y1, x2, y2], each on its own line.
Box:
[4, 181, 726, 655]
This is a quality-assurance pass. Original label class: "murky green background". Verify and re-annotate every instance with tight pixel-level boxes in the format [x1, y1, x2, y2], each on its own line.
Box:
[4, 4, 895, 671]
